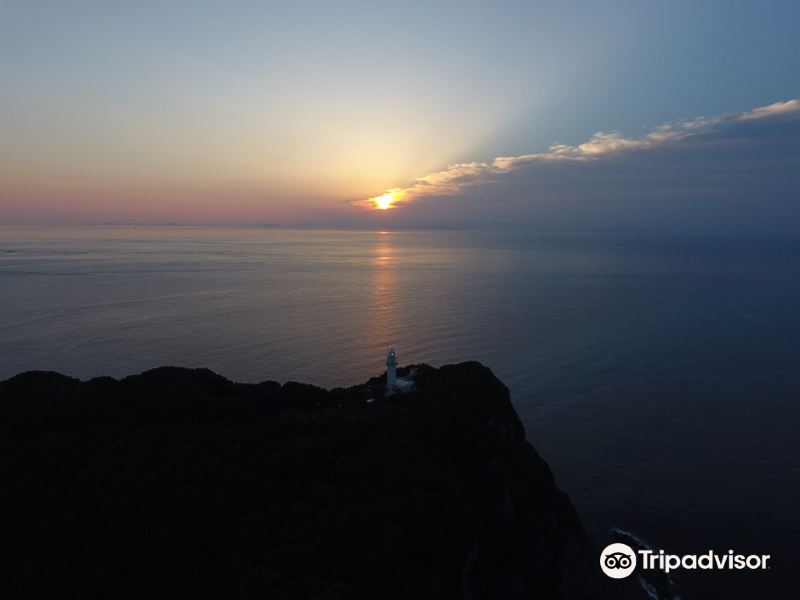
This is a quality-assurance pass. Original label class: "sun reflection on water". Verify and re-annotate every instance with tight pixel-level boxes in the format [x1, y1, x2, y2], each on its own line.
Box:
[369, 232, 400, 351]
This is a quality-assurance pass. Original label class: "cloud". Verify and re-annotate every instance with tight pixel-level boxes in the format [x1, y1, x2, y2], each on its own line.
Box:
[356, 99, 800, 215]
[738, 99, 800, 121]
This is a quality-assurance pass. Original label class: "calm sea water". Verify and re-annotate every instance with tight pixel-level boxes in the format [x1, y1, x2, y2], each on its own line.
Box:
[1, 226, 798, 598]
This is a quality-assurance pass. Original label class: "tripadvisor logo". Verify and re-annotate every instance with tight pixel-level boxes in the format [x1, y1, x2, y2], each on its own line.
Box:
[600, 543, 637, 578]
[600, 543, 770, 579]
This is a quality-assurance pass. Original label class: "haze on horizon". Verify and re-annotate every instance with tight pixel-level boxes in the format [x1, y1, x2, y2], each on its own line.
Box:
[1, 1, 799, 236]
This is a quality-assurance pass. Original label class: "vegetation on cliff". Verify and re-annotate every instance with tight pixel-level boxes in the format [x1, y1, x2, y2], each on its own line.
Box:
[0, 362, 612, 599]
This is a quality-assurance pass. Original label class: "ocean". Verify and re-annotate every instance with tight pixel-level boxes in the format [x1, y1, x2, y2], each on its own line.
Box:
[1, 225, 798, 599]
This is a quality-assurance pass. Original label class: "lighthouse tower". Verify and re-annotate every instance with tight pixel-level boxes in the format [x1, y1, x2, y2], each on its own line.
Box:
[386, 347, 398, 389]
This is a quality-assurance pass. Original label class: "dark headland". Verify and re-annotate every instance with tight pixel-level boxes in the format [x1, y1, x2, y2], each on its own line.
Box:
[0, 362, 626, 599]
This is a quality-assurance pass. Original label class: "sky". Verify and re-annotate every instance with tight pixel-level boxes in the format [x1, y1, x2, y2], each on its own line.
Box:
[1, 0, 799, 234]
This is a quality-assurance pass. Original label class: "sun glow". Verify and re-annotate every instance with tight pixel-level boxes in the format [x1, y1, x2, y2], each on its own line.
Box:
[370, 189, 402, 210]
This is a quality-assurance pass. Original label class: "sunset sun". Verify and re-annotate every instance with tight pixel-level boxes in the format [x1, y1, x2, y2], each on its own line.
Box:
[372, 191, 397, 210]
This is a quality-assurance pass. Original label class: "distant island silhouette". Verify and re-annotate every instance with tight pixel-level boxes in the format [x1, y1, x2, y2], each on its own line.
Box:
[0, 362, 632, 599]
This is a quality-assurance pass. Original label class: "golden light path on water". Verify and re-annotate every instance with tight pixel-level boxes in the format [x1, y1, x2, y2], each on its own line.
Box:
[367, 231, 399, 351]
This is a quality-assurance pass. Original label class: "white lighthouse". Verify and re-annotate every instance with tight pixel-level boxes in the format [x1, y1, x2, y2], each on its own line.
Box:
[386, 347, 398, 389]
[384, 347, 414, 395]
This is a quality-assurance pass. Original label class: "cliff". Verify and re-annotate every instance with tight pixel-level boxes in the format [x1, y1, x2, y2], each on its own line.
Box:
[0, 362, 615, 599]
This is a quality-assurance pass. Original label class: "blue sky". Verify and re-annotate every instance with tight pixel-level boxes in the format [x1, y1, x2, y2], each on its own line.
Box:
[1, 1, 799, 231]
